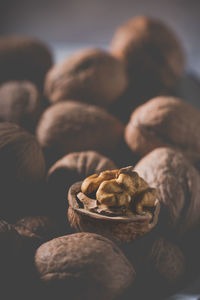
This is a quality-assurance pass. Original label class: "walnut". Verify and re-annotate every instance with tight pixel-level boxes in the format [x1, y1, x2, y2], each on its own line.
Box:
[68, 167, 160, 243]
[125, 96, 200, 163]
[44, 48, 127, 106]
[0, 36, 53, 90]
[34, 232, 135, 300]
[81, 169, 119, 195]
[110, 16, 185, 99]
[14, 216, 64, 246]
[47, 151, 117, 219]
[149, 237, 186, 286]
[0, 81, 42, 132]
[0, 122, 46, 222]
[36, 101, 124, 165]
[134, 147, 200, 238]
[0, 219, 24, 296]
[81, 167, 157, 216]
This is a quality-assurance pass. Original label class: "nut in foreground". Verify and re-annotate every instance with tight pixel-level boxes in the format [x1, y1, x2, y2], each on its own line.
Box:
[68, 166, 160, 243]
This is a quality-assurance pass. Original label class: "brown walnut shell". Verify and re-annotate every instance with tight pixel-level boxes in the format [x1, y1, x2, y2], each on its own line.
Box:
[110, 16, 185, 98]
[34, 232, 135, 300]
[44, 48, 127, 106]
[0, 81, 42, 132]
[125, 96, 200, 162]
[0, 36, 53, 90]
[36, 101, 124, 165]
[134, 147, 200, 238]
[47, 151, 117, 218]
[68, 181, 160, 243]
[0, 219, 24, 295]
[148, 237, 186, 286]
[47, 150, 117, 193]
[0, 122, 46, 221]
[14, 216, 63, 245]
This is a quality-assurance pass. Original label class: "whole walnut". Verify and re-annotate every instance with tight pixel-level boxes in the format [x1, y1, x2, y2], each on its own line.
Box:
[47, 150, 117, 192]
[44, 48, 127, 106]
[14, 216, 64, 248]
[35, 232, 135, 300]
[0, 122, 46, 221]
[134, 147, 200, 238]
[125, 96, 200, 163]
[148, 237, 185, 286]
[0, 81, 42, 132]
[133, 237, 186, 300]
[110, 16, 185, 99]
[0, 36, 53, 90]
[36, 101, 124, 165]
[47, 151, 117, 218]
[0, 219, 24, 296]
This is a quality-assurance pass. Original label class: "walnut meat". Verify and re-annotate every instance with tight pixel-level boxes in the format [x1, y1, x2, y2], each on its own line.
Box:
[0, 81, 42, 132]
[68, 167, 160, 243]
[36, 101, 124, 165]
[110, 16, 185, 98]
[125, 96, 200, 162]
[134, 147, 200, 238]
[44, 48, 127, 106]
[34, 232, 135, 300]
[0, 36, 53, 90]
[0, 122, 46, 221]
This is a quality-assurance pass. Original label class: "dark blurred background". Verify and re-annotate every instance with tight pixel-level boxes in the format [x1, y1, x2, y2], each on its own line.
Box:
[0, 0, 200, 76]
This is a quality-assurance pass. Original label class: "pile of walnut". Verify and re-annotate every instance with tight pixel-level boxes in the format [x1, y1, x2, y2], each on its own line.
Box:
[1, 14, 200, 300]
[80, 166, 157, 217]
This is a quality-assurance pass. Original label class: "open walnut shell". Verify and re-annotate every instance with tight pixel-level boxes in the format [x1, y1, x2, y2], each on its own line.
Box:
[68, 168, 160, 243]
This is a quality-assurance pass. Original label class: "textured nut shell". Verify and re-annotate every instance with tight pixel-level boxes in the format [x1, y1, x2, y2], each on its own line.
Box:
[149, 237, 185, 285]
[37, 101, 124, 163]
[45, 48, 127, 106]
[111, 16, 185, 93]
[125, 96, 200, 162]
[0, 219, 22, 257]
[14, 216, 62, 242]
[47, 150, 117, 188]
[0, 81, 42, 132]
[0, 36, 53, 89]
[134, 147, 200, 237]
[0, 123, 46, 221]
[68, 181, 160, 243]
[0, 122, 45, 183]
[35, 232, 135, 300]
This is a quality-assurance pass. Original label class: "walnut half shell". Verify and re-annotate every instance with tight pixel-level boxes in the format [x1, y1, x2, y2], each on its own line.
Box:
[67, 167, 160, 243]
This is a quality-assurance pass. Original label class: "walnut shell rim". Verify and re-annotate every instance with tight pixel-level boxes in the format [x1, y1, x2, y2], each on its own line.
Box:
[68, 181, 160, 243]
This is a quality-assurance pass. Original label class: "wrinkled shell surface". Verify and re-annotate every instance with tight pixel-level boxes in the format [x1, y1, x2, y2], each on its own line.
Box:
[68, 181, 160, 243]
[111, 16, 185, 97]
[36, 101, 124, 164]
[0, 81, 42, 132]
[46, 151, 117, 221]
[125, 96, 200, 161]
[45, 48, 127, 106]
[135, 147, 200, 237]
[0, 219, 22, 262]
[0, 36, 53, 89]
[0, 219, 23, 290]
[14, 216, 62, 242]
[35, 232, 135, 300]
[47, 150, 117, 190]
[149, 237, 185, 285]
[0, 122, 46, 221]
